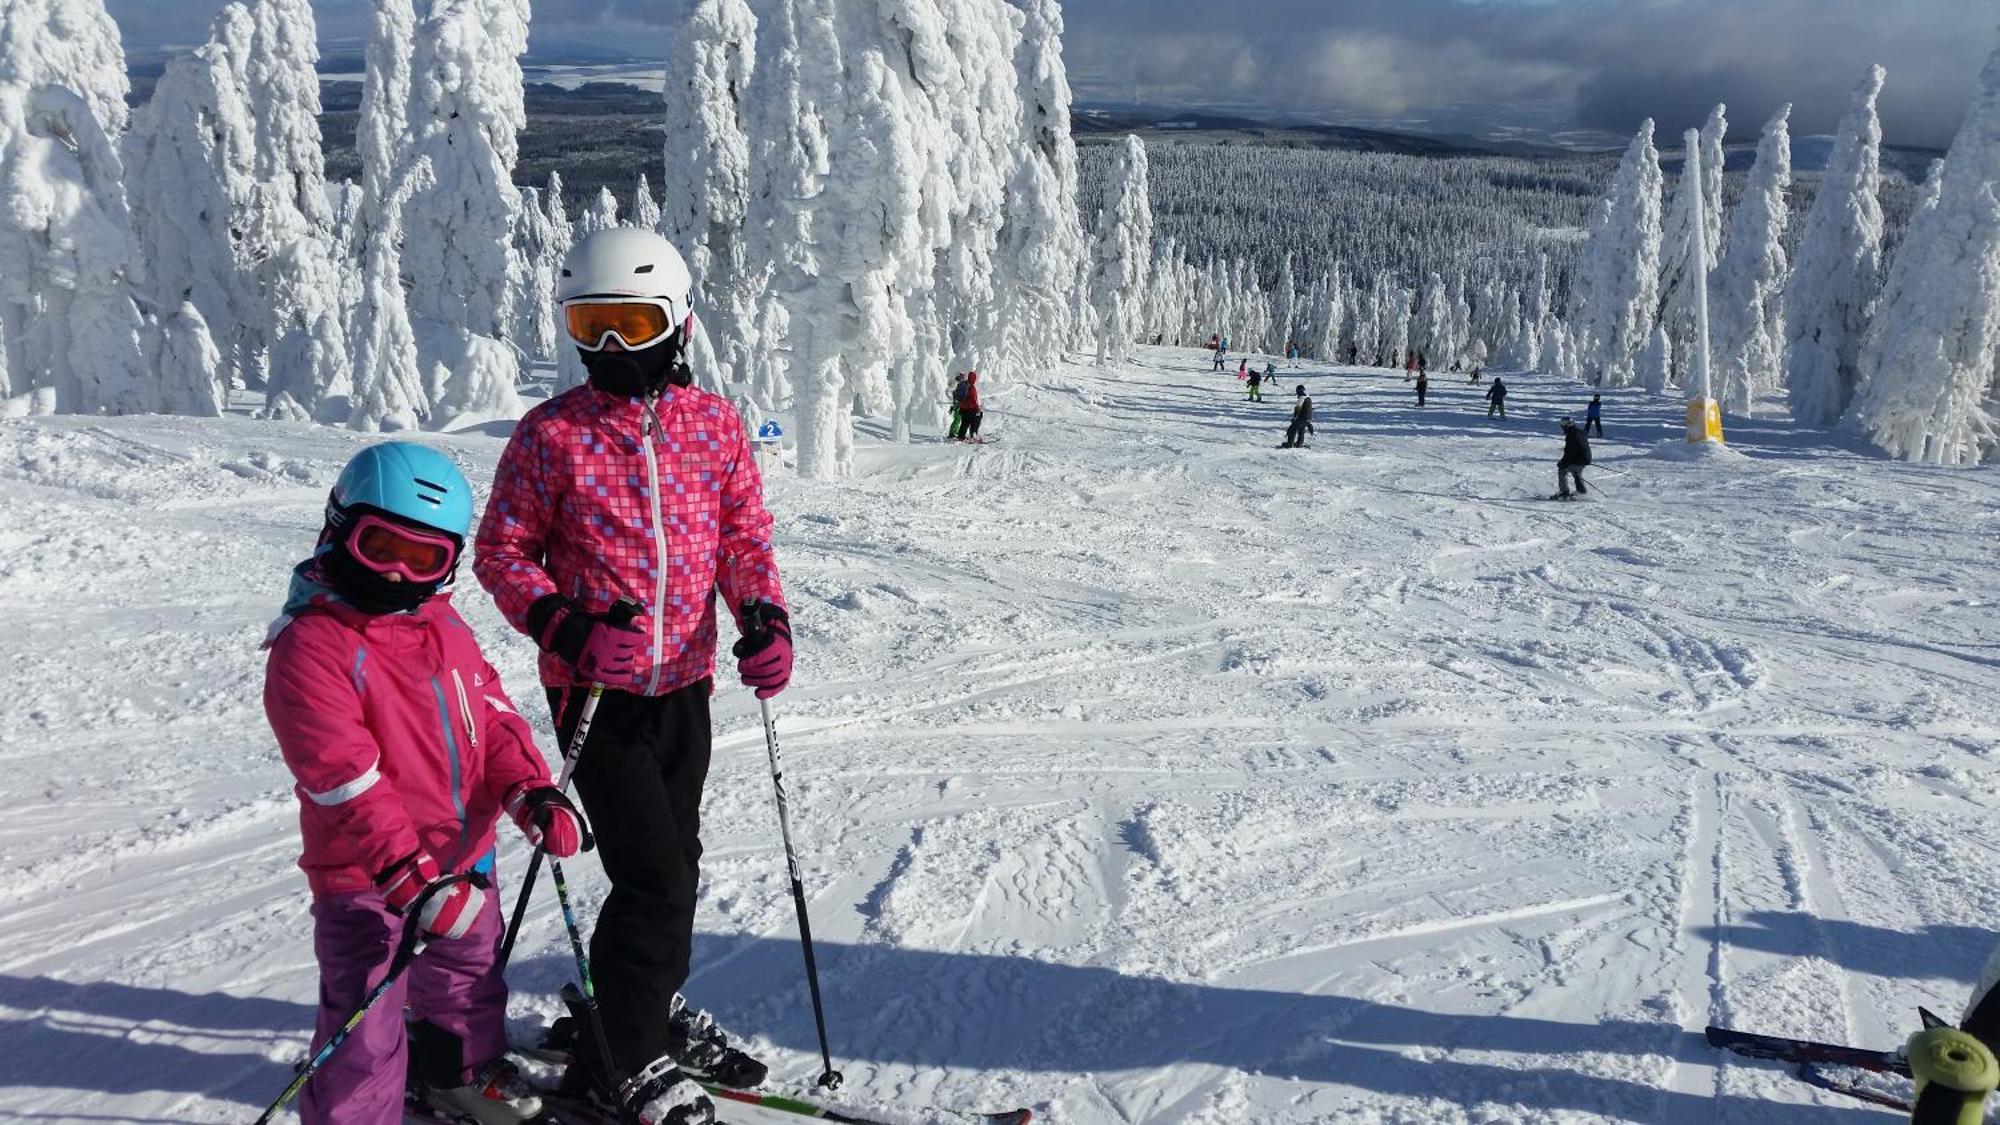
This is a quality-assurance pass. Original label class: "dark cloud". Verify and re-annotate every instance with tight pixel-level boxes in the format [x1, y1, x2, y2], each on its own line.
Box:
[108, 0, 1988, 149]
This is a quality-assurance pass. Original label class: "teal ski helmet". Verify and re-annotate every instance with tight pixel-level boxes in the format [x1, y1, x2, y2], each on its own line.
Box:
[328, 442, 474, 540]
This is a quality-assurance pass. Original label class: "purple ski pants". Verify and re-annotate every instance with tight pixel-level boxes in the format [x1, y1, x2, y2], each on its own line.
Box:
[299, 888, 509, 1125]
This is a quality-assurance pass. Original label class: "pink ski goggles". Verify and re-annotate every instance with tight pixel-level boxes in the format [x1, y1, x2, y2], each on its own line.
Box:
[345, 513, 459, 583]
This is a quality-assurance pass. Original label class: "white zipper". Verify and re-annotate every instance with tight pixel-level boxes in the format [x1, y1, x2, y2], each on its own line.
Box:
[640, 400, 670, 695]
[450, 668, 478, 749]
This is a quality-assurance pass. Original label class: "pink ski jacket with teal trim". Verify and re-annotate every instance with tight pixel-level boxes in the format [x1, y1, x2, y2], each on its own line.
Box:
[473, 382, 784, 696]
[263, 566, 551, 897]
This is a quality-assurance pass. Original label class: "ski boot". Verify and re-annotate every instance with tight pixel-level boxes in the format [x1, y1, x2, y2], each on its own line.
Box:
[617, 1057, 715, 1125]
[665, 993, 769, 1088]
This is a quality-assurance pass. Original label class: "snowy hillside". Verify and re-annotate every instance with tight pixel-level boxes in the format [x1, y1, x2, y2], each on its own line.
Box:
[2, 348, 1997, 1123]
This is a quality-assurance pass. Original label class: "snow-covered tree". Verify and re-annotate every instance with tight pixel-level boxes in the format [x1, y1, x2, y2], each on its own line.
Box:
[1090, 134, 1153, 365]
[1572, 120, 1664, 387]
[660, 0, 760, 399]
[349, 157, 433, 432]
[1270, 252, 1296, 353]
[632, 172, 662, 233]
[1711, 105, 1792, 416]
[401, 0, 529, 424]
[998, 0, 1087, 370]
[0, 0, 154, 414]
[1848, 43, 2000, 465]
[151, 301, 225, 416]
[1639, 323, 1672, 394]
[1411, 273, 1450, 366]
[1785, 65, 1886, 427]
[121, 28, 255, 388]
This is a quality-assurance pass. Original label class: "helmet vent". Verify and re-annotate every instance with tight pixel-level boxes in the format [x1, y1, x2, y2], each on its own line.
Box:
[634, 264, 655, 274]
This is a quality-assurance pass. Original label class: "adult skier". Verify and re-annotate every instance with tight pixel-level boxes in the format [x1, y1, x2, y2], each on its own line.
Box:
[1245, 365, 1263, 402]
[1585, 394, 1604, 436]
[265, 442, 579, 1125]
[1556, 416, 1592, 499]
[475, 228, 790, 1125]
[1211, 336, 1226, 372]
[1280, 384, 1315, 448]
[956, 371, 985, 441]
[1485, 376, 1508, 418]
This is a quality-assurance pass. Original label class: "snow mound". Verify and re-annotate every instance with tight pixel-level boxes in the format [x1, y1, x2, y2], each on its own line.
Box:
[1646, 438, 1753, 464]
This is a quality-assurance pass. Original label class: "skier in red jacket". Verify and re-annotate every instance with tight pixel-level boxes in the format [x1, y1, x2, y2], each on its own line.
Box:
[475, 228, 787, 1125]
[955, 370, 985, 441]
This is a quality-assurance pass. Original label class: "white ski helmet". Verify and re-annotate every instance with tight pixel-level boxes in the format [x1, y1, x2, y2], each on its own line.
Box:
[556, 227, 696, 352]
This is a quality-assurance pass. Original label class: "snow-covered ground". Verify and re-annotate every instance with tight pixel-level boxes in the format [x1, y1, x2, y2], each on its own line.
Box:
[2, 348, 1997, 1124]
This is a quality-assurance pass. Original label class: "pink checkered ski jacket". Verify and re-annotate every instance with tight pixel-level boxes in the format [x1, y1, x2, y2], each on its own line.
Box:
[474, 382, 785, 696]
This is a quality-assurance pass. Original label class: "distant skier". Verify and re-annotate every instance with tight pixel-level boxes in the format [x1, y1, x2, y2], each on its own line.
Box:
[1586, 393, 1604, 437]
[1404, 350, 1416, 381]
[1485, 376, 1508, 418]
[1280, 384, 1315, 448]
[1469, 365, 1483, 385]
[1245, 365, 1263, 402]
[1286, 342, 1299, 366]
[956, 370, 985, 441]
[1417, 350, 1428, 376]
[1238, 357, 1249, 381]
[1263, 361, 1277, 386]
[1346, 343, 1358, 366]
[1211, 336, 1226, 372]
[1415, 370, 1428, 408]
[1555, 415, 1591, 499]
[265, 443, 574, 1125]
[946, 371, 968, 439]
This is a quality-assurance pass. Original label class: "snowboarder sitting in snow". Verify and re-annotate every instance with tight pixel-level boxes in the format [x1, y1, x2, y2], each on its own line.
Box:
[1586, 393, 1603, 436]
[1281, 384, 1315, 448]
[1485, 376, 1508, 417]
[263, 442, 585, 1125]
[1557, 416, 1592, 499]
[1246, 365, 1263, 402]
[956, 370, 985, 441]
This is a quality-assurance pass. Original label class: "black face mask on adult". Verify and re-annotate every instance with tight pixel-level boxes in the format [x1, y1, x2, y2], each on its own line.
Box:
[581, 341, 693, 398]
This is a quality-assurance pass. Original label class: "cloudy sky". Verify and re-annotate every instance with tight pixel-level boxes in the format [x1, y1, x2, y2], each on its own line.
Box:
[107, 0, 1989, 150]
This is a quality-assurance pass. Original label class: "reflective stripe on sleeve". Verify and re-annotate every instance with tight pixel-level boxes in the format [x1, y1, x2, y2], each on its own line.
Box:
[304, 762, 382, 806]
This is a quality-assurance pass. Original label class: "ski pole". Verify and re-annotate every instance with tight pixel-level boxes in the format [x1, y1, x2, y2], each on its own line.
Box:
[499, 596, 645, 969]
[548, 847, 619, 1093]
[754, 678, 844, 1092]
[253, 875, 469, 1125]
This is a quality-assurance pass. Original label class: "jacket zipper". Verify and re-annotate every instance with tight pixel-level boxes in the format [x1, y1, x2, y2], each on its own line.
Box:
[450, 668, 478, 750]
[640, 400, 671, 695]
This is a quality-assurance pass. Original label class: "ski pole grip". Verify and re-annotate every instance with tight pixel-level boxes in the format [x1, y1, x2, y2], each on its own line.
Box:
[607, 597, 644, 630]
[1907, 1027, 1998, 1125]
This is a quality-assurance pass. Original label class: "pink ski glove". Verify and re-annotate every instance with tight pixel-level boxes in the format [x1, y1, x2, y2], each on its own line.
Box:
[732, 602, 793, 700]
[504, 783, 587, 858]
[532, 595, 646, 683]
[377, 852, 485, 941]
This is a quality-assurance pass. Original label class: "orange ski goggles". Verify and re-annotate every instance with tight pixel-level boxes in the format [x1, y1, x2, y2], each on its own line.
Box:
[564, 298, 685, 352]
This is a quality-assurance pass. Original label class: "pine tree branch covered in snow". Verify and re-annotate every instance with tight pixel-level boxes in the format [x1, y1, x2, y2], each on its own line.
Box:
[1090, 134, 1153, 365]
[1785, 65, 1886, 428]
[1848, 37, 2000, 465]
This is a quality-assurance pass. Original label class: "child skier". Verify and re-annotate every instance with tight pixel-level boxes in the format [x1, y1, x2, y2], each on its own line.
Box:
[957, 370, 985, 441]
[1415, 369, 1428, 407]
[1246, 365, 1263, 402]
[1556, 416, 1592, 499]
[1485, 376, 1508, 418]
[264, 442, 586, 1125]
[1280, 384, 1315, 448]
[1586, 393, 1604, 436]
[946, 371, 968, 439]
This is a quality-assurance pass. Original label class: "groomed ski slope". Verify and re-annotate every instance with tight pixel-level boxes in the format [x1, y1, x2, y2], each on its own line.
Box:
[2, 347, 1998, 1124]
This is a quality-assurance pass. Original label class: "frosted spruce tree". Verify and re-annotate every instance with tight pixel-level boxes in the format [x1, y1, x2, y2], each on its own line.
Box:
[1847, 41, 2000, 464]
[1573, 120, 1663, 387]
[401, 0, 529, 424]
[348, 157, 433, 432]
[660, 0, 761, 399]
[998, 0, 1087, 370]
[632, 172, 663, 232]
[1412, 273, 1450, 367]
[121, 26, 253, 404]
[1090, 135, 1153, 365]
[1710, 105, 1792, 416]
[0, 0, 155, 414]
[1271, 253, 1297, 353]
[152, 302, 226, 416]
[1785, 65, 1885, 427]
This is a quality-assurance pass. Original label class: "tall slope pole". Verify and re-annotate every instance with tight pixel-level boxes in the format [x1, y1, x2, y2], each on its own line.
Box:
[1685, 127, 1724, 444]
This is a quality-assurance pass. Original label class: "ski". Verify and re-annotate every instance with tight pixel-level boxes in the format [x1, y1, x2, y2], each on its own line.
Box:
[1797, 1062, 1914, 1113]
[513, 1041, 1031, 1125]
[1704, 1024, 1912, 1076]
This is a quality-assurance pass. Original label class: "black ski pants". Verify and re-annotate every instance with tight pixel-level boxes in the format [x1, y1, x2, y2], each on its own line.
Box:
[547, 681, 713, 1080]
[1588, 417, 1603, 437]
[1284, 417, 1310, 447]
[961, 409, 984, 439]
[1558, 459, 1587, 496]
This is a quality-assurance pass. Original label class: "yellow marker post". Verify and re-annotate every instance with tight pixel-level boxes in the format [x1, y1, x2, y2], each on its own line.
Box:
[1684, 127, 1724, 446]
[1906, 1026, 1998, 1124]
